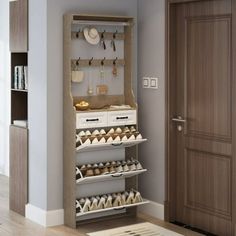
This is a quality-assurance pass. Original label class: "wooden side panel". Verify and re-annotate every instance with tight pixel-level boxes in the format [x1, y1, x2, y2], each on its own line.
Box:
[10, 0, 28, 52]
[64, 15, 76, 229]
[9, 126, 28, 216]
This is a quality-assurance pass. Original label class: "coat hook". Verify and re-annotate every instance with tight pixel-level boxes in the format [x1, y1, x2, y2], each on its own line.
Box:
[89, 57, 94, 66]
[101, 57, 106, 66]
[113, 57, 118, 65]
[113, 30, 118, 39]
[76, 57, 81, 66]
[76, 30, 81, 39]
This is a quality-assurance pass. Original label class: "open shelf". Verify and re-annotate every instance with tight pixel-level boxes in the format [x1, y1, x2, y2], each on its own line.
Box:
[76, 169, 147, 185]
[76, 200, 149, 217]
[76, 139, 147, 152]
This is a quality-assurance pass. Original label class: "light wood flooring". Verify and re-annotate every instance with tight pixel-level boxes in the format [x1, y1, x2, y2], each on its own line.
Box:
[0, 175, 202, 236]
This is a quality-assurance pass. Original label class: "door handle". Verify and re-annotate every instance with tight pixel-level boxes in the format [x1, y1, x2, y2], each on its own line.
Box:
[172, 116, 186, 123]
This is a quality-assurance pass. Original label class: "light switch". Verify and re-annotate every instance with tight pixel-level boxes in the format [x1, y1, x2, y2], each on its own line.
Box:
[143, 77, 149, 88]
[150, 77, 158, 89]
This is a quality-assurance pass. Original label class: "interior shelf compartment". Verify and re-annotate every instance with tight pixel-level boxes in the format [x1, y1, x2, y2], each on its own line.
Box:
[76, 200, 149, 217]
[76, 169, 147, 185]
[76, 138, 147, 152]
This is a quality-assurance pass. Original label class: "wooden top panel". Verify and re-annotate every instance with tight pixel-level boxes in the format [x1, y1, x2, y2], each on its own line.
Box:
[72, 14, 134, 22]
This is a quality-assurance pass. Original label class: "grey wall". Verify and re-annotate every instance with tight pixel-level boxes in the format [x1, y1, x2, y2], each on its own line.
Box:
[29, 0, 138, 211]
[28, 0, 48, 210]
[0, 0, 10, 177]
[28, 0, 166, 212]
[138, 0, 166, 204]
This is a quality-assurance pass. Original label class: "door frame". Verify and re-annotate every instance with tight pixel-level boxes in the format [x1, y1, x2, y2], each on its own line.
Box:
[165, 0, 236, 230]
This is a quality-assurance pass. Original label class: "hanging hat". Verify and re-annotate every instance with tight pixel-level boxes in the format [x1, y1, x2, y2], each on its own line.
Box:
[83, 27, 100, 45]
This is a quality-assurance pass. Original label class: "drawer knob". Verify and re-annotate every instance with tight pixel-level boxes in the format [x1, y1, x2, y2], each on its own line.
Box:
[116, 116, 128, 120]
[86, 118, 99, 122]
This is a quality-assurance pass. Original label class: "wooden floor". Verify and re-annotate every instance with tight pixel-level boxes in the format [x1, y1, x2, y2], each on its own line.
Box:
[0, 175, 202, 236]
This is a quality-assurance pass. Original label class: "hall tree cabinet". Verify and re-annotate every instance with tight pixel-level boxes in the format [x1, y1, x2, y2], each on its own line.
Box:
[9, 0, 28, 216]
[64, 14, 149, 228]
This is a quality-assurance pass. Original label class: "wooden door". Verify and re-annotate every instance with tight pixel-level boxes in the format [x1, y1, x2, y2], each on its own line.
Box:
[10, 0, 28, 52]
[9, 126, 28, 216]
[166, 0, 236, 235]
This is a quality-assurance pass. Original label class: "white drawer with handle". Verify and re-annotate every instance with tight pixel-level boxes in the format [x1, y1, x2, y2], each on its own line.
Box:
[107, 110, 137, 126]
[76, 112, 108, 129]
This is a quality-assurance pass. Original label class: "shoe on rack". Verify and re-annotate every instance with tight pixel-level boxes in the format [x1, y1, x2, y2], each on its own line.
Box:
[99, 137, 106, 143]
[115, 127, 122, 134]
[93, 163, 98, 168]
[111, 161, 117, 166]
[82, 198, 91, 212]
[113, 136, 121, 142]
[113, 195, 122, 207]
[92, 129, 100, 136]
[116, 165, 123, 173]
[123, 164, 129, 172]
[123, 127, 130, 133]
[126, 191, 135, 205]
[133, 191, 143, 203]
[85, 130, 92, 136]
[129, 163, 136, 171]
[130, 126, 136, 133]
[78, 131, 86, 137]
[92, 137, 99, 144]
[106, 136, 113, 143]
[136, 162, 143, 170]
[85, 168, 94, 177]
[76, 166, 82, 179]
[100, 129, 106, 135]
[83, 138, 91, 146]
[105, 162, 111, 167]
[76, 200, 83, 213]
[79, 165, 87, 176]
[94, 168, 101, 176]
[121, 193, 127, 205]
[128, 134, 135, 141]
[101, 167, 109, 175]
[105, 195, 113, 208]
[136, 134, 143, 140]
[89, 198, 98, 211]
[97, 196, 106, 209]
[98, 163, 104, 168]
[108, 128, 115, 134]
[109, 166, 116, 174]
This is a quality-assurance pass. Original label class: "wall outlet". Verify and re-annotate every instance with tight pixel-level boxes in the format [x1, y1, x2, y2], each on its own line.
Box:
[143, 77, 150, 88]
[150, 77, 158, 89]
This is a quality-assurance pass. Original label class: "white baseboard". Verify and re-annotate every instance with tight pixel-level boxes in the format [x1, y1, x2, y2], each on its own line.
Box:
[138, 200, 164, 220]
[25, 204, 64, 227]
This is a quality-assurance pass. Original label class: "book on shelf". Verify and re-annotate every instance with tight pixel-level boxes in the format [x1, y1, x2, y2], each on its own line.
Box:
[13, 120, 28, 128]
[24, 66, 28, 90]
[13, 65, 28, 91]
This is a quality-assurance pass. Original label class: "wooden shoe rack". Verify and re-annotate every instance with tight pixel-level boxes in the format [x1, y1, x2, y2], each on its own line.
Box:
[63, 14, 148, 228]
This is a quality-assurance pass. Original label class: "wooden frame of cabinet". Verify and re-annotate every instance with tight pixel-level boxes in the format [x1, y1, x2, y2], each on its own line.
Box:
[9, 0, 28, 217]
[63, 14, 145, 228]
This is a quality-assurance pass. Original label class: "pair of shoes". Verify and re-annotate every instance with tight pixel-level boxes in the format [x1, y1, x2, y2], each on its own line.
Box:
[125, 190, 143, 205]
[77, 159, 144, 179]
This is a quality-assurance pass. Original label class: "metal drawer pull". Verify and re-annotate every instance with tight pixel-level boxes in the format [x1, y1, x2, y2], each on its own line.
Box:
[111, 143, 123, 146]
[116, 116, 129, 120]
[86, 118, 99, 122]
[111, 173, 123, 178]
[172, 116, 186, 123]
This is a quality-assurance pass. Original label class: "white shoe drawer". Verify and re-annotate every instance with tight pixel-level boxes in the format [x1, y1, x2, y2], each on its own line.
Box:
[108, 110, 137, 126]
[76, 112, 108, 129]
